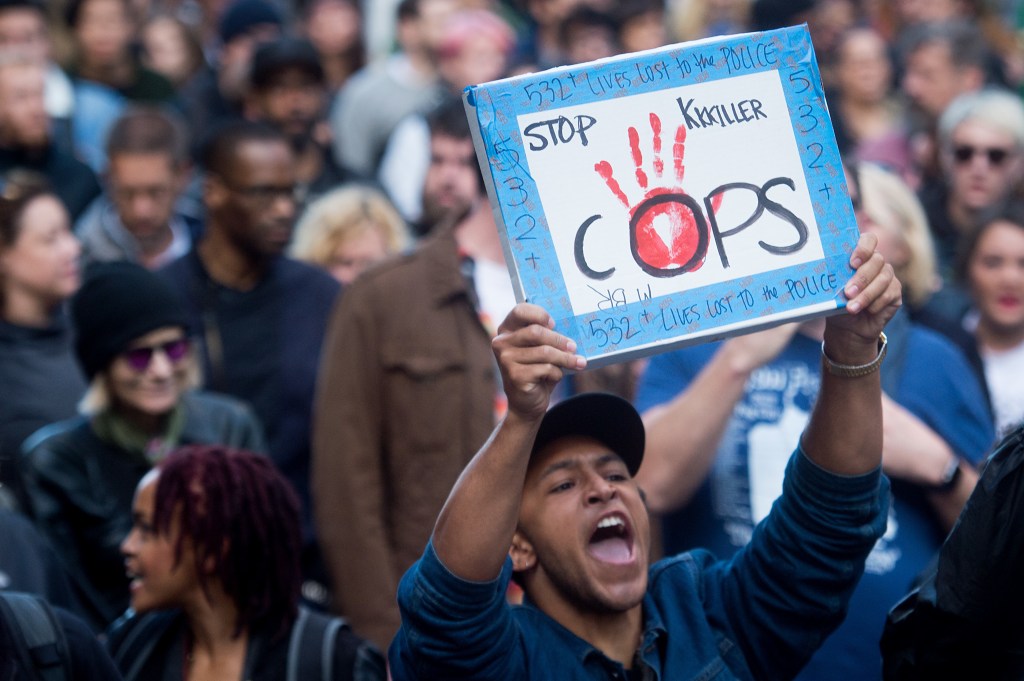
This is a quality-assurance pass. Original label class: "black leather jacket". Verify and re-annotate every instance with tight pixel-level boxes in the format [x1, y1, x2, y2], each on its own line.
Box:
[21, 391, 265, 630]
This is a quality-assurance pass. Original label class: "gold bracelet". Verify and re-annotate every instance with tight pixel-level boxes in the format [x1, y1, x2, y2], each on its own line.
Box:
[821, 332, 887, 378]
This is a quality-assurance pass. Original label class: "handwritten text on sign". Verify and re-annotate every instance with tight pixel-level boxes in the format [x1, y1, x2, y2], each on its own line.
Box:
[467, 25, 857, 365]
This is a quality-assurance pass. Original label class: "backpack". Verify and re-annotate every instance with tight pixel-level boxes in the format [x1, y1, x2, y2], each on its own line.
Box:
[111, 606, 384, 681]
[0, 591, 71, 681]
[287, 607, 385, 681]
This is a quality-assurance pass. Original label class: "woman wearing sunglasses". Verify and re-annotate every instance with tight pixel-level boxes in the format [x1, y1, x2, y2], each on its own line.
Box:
[920, 88, 1024, 322]
[22, 260, 266, 631]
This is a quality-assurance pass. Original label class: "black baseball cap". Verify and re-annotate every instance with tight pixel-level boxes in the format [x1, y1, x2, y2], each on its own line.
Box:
[251, 37, 324, 90]
[531, 393, 645, 476]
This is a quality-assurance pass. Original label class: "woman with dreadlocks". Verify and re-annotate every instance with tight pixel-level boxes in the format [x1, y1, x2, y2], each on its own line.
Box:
[106, 445, 384, 680]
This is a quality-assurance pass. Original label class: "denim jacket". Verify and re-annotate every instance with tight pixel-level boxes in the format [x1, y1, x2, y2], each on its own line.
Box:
[389, 449, 888, 681]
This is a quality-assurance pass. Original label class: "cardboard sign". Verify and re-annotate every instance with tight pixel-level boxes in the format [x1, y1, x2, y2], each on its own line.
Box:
[463, 24, 858, 367]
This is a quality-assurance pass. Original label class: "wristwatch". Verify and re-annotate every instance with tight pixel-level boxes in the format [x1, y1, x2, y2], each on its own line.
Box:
[932, 457, 962, 493]
[821, 332, 888, 378]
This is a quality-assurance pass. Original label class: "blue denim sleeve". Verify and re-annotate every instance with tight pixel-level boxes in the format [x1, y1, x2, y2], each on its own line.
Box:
[701, 448, 889, 681]
[388, 542, 525, 681]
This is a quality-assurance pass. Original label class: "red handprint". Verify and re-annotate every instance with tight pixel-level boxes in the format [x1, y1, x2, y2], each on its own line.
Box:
[595, 113, 723, 277]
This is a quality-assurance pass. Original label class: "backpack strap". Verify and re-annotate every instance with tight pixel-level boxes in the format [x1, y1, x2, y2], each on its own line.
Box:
[0, 592, 69, 681]
[288, 606, 352, 681]
[107, 610, 179, 681]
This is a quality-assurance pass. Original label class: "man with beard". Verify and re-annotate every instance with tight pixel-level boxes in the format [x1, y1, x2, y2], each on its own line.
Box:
[245, 36, 364, 212]
[0, 52, 99, 219]
[313, 95, 516, 650]
[389, 232, 902, 680]
[160, 121, 340, 606]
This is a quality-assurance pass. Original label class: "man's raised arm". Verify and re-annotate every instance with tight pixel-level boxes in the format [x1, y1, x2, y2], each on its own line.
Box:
[430, 303, 586, 582]
[803, 232, 903, 473]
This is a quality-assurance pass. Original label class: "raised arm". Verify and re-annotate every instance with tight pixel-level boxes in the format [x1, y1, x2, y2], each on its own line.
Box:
[801, 233, 902, 473]
[712, 233, 902, 679]
[431, 304, 586, 581]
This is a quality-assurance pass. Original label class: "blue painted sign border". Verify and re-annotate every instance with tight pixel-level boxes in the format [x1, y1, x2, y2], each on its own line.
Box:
[464, 24, 858, 367]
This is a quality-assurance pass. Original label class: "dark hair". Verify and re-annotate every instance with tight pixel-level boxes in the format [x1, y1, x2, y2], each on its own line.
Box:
[559, 6, 618, 50]
[900, 20, 990, 74]
[152, 445, 302, 639]
[199, 120, 287, 178]
[955, 200, 1024, 284]
[613, 0, 664, 25]
[105, 106, 190, 167]
[0, 0, 46, 15]
[64, 0, 130, 29]
[424, 95, 483, 195]
[0, 169, 54, 250]
[396, 0, 419, 22]
[425, 94, 471, 142]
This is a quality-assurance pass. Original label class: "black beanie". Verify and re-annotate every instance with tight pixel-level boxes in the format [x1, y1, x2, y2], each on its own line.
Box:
[71, 261, 191, 379]
[218, 0, 283, 45]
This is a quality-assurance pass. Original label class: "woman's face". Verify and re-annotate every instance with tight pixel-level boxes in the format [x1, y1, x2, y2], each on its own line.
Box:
[1, 194, 80, 311]
[106, 326, 192, 419]
[835, 28, 892, 104]
[968, 220, 1024, 336]
[121, 471, 199, 612]
[141, 17, 193, 85]
[847, 167, 910, 271]
[305, 0, 361, 57]
[75, 0, 132, 67]
[328, 226, 388, 285]
[857, 205, 910, 271]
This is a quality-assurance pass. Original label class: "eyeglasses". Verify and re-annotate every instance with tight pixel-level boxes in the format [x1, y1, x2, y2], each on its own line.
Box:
[121, 338, 191, 372]
[952, 144, 1016, 167]
[219, 178, 298, 206]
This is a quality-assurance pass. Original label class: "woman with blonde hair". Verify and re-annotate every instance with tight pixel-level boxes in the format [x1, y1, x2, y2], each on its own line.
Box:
[22, 261, 265, 630]
[855, 161, 939, 310]
[290, 185, 409, 285]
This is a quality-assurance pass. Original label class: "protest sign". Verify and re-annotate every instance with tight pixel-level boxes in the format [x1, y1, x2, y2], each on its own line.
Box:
[463, 24, 859, 367]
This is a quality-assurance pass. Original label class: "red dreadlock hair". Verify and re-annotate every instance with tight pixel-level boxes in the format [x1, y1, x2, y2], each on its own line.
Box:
[151, 445, 302, 640]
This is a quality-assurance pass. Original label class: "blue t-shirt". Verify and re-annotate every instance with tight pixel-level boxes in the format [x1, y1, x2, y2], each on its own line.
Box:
[636, 324, 994, 680]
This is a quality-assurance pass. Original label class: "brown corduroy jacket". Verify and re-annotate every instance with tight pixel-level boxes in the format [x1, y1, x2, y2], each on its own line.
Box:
[312, 226, 497, 651]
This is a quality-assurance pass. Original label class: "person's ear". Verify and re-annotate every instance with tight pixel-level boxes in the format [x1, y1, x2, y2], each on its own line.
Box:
[510, 530, 536, 573]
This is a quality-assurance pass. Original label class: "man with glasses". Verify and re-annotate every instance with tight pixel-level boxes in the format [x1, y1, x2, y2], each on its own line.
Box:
[921, 88, 1024, 320]
[76, 106, 200, 270]
[159, 121, 340, 607]
[244, 37, 365, 213]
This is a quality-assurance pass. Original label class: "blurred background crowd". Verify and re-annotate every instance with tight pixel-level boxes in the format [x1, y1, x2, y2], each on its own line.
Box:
[0, 0, 1023, 677]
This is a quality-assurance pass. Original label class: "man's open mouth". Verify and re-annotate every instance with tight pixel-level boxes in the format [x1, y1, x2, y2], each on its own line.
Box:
[587, 513, 634, 564]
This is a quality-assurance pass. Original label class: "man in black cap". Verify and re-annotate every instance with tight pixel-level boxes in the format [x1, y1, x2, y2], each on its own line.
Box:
[390, 233, 903, 680]
[245, 36, 364, 211]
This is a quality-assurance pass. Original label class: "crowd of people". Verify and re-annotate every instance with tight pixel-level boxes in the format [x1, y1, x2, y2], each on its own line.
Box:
[0, 0, 1022, 678]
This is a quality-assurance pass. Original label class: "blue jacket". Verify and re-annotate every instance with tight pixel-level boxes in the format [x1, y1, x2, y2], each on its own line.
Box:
[389, 450, 888, 680]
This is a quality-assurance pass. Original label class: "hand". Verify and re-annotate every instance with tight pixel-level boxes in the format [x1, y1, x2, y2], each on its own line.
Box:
[824, 233, 903, 364]
[492, 303, 586, 420]
[721, 322, 801, 375]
